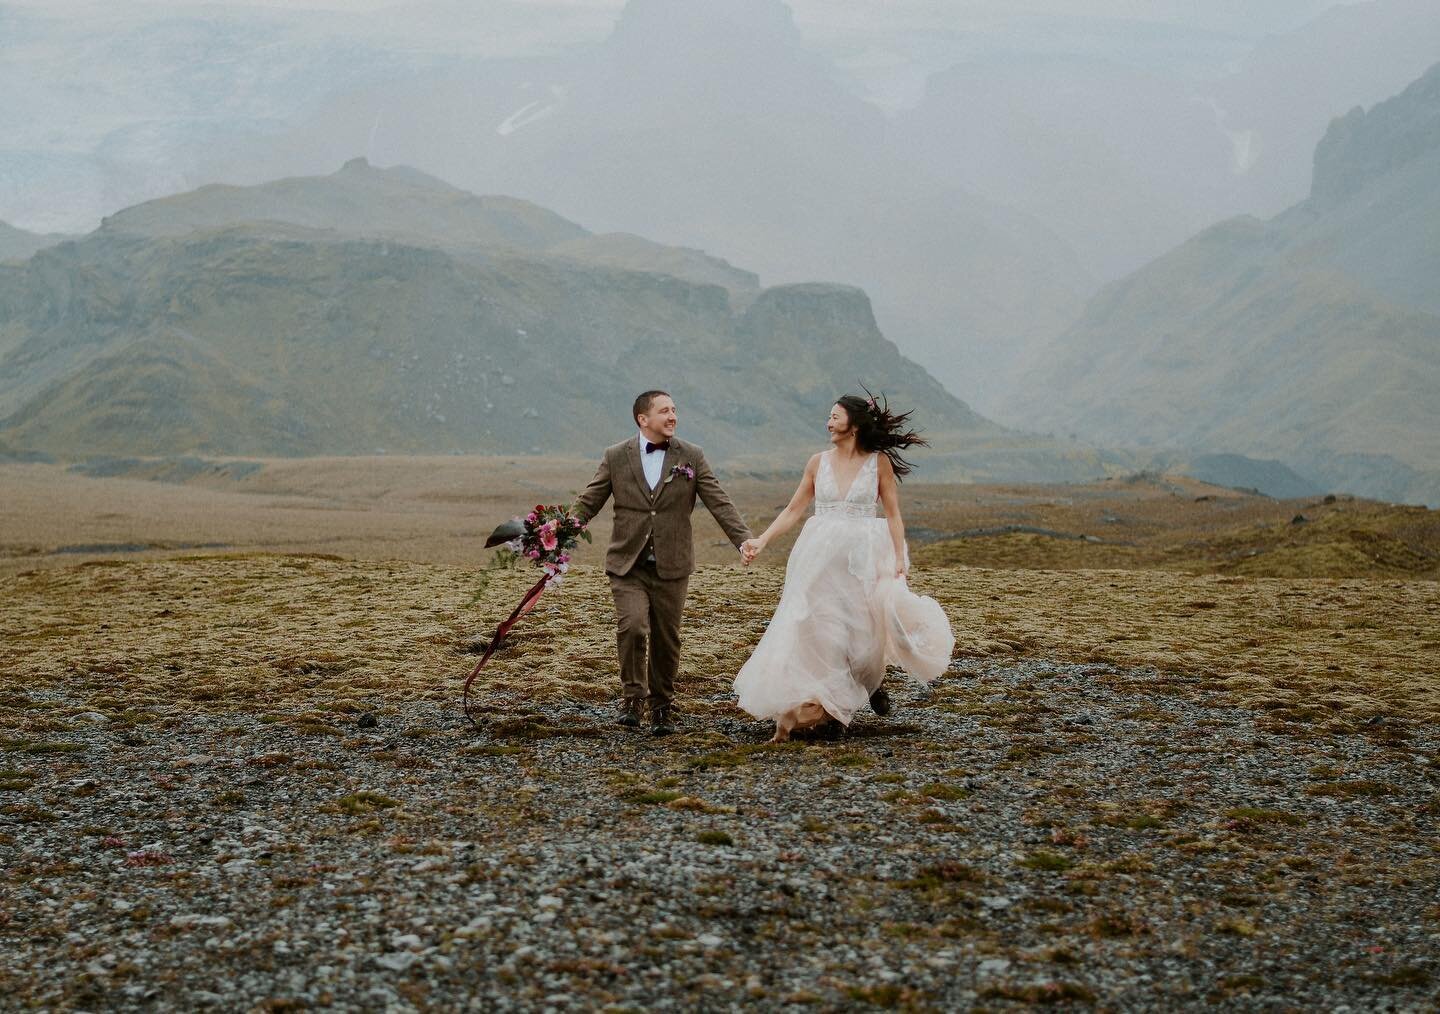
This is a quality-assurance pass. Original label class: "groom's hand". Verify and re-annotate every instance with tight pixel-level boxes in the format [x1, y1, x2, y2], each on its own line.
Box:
[741, 539, 761, 565]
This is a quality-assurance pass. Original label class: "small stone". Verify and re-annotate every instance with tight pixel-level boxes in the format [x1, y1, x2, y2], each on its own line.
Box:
[372, 952, 418, 973]
[170, 914, 233, 930]
[358, 713, 379, 729]
[978, 958, 1011, 975]
[697, 934, 724, 949]
[980, 896, 1013, 910]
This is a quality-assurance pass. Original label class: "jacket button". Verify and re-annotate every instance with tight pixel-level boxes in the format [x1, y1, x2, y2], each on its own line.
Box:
[650, 510, 656, 516]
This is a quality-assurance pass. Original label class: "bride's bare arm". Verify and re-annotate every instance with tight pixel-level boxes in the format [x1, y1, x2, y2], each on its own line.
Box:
[749, 454, 820, 554]
[876, 453, 908, 576]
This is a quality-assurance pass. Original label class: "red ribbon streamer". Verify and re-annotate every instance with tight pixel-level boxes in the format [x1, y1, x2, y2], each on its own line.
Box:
[463, 573, 552, 729]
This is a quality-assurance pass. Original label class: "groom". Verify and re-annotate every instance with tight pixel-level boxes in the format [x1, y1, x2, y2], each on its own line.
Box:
[574, 390, 753, 735]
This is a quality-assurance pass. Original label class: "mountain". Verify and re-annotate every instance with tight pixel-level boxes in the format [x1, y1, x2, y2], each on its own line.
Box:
[893, 0, 1440, 286]
[102, 159, 756, 296]
[0, 162, 1109, 482]
[0, 221, 67, 262]
[99, 158, 587, 252]
[192, 0, 1094, 416]
[1172, 453, 1322, 500]
[1210, 0, 1440, 219]
[1011, 61, 1440, 506]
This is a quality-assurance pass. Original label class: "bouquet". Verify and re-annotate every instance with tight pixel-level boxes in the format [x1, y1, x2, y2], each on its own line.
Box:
[502, 504, 592, 584]
[471, 504, 591, 599]
[463, 504, 590, 726]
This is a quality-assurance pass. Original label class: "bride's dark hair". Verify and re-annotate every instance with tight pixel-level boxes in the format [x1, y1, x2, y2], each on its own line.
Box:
[835, 387, 928, 481]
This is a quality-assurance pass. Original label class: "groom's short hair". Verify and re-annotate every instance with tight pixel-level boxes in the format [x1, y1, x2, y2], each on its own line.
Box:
[633, 389, 670, 425]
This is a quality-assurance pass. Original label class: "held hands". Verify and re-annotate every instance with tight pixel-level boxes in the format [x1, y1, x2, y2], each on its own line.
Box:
[741, 539, 763, 566]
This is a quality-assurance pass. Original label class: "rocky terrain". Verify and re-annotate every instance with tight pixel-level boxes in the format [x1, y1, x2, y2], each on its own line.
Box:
[3, 554, 1437, 1009]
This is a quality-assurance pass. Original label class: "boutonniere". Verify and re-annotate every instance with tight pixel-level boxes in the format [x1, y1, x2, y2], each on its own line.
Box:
[665, 463, 695, 484]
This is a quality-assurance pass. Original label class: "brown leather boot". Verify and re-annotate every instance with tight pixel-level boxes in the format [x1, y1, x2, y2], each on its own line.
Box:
[650, 704, 676, 737]
[617, 698, 645, 729]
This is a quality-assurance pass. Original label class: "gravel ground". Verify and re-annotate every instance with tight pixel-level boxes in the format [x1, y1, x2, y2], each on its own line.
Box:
[3, 659, 1438, 1011]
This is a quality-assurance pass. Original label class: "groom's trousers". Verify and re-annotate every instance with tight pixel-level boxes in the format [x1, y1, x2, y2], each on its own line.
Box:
[608, 562, 689, 711]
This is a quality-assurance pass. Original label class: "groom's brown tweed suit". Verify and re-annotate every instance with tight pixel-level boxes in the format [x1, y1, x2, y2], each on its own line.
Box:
[575, 436, 751, 712]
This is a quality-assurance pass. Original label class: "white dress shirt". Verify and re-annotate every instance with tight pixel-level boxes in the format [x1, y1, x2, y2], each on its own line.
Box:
[638, 431, 666, 490]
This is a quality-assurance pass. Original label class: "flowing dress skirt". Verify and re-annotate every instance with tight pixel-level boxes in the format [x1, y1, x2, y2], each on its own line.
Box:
[733, 513, 955, 726]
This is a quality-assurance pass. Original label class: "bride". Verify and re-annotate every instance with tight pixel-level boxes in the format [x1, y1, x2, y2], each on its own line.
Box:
[736, 392, 954, 741]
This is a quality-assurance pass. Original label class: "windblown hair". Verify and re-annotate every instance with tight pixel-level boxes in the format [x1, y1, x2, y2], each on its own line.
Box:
[632, 389, 670, 426]
[835, 388, 928, 481]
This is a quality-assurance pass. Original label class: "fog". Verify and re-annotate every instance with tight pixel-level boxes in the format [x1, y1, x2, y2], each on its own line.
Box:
[2, 0, 1437, 422]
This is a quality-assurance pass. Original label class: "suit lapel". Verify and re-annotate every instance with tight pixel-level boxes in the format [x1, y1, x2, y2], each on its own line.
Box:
[625, 437, 649, 500]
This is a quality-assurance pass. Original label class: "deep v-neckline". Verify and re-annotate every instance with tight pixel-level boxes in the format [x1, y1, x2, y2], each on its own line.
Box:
[827, 450, 873, 501]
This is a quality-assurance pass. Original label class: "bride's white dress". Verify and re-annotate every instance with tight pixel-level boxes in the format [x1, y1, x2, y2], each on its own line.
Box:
[733, 450, 955, 725]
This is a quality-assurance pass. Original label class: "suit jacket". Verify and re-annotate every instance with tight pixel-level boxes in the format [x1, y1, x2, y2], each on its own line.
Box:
[574, 436, 752, 579]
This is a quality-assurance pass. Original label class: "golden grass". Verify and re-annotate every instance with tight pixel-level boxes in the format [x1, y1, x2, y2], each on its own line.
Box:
[915, 489, 1440, 580]
[1, 554, 1436, 734]
[10, 459, 1437, 582]
[3, 458, 1437, 734]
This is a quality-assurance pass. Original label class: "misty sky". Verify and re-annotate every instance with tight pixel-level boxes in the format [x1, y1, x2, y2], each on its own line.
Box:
[3, 0, 1351, 28]
[3, 0, 1362, 73]
[0, 0, 1410, 236]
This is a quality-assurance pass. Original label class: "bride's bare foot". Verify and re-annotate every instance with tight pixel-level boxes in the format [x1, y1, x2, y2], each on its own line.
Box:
[772, 700, 830, 743]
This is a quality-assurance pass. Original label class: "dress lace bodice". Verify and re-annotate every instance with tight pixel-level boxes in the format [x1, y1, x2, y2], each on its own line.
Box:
[815, 451, 878, 518]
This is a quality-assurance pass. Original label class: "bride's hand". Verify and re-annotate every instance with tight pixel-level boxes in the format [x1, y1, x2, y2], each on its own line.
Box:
[741, 539, 762, 565]
[894, 560, 908, 579]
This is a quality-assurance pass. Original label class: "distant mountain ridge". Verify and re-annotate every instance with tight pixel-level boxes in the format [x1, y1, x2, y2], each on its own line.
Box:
[100, 158, 760, 298]
[0, 221, 68, 262]
[101, 158, 587, 252]
[0, 162, 1110, 483]
[1012, 61, 1440, 506]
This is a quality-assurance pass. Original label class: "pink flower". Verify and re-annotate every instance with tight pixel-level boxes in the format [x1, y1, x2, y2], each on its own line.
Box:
[539, 522, 559, 552]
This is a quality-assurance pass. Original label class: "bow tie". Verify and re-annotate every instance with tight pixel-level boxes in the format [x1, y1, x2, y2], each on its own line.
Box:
[645, 441, 671, 454]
